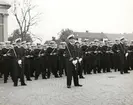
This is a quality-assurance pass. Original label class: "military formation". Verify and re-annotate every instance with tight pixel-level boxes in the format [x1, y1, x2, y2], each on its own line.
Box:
[0, 35, 133, 88]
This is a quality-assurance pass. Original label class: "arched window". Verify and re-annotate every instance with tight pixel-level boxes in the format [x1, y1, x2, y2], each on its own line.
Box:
[0, 14, 4, 41]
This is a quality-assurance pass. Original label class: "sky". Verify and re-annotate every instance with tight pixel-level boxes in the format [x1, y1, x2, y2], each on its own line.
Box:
[6, 0, 133, 42]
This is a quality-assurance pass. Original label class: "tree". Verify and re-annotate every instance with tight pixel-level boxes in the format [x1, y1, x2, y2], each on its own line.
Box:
[11, 0, 41, 41]
[59, 28, 73, 41]
[8, 29, 32, 42]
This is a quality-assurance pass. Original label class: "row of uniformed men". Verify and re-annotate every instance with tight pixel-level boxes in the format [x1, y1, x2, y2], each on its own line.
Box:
[0, 36, 133, 87]
[0, 40, 68, 86]
[81, 38, 133, 75]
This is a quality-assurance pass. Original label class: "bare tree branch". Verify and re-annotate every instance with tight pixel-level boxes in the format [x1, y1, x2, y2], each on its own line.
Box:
[12, 0, 41, 41]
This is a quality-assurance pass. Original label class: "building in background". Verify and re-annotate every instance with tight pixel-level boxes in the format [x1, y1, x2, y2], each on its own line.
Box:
[73, 31, 133, 42]
[73, 31, 108, 41]
[0, 1, 11, 42]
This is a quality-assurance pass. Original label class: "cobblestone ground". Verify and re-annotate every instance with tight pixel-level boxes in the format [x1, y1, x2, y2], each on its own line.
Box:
[0, 71, 133, 105]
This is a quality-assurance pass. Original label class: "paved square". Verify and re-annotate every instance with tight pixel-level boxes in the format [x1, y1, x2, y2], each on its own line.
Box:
[0, 71, 133, 105]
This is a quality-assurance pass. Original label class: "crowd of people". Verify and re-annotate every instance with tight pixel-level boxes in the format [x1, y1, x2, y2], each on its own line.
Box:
[0, 35, 132, 88]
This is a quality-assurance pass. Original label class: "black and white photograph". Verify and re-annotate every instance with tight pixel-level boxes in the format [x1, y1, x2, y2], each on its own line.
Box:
[0, 0, 133, 105]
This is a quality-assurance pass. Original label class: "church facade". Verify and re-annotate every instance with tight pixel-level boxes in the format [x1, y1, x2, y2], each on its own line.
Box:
[0, 1, 10, 42]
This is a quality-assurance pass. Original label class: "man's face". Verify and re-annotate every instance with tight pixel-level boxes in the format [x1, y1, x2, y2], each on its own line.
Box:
[131, 42, 133, 45]
[27, 44, 31, 48]
[76, 43, 80, 47]
[121, 39, 125, 43]
[17, 42, 21, 46]
[115, 40, 119, 44]
[69, 38, 75, 44]
[6, 43, 10, 48]
[50, 43, 55, 48]
[37, 44, 42, 48]
[104, 41, 108, 45]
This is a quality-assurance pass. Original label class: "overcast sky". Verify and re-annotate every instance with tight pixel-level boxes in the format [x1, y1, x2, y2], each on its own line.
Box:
[7, 0, 133, 42]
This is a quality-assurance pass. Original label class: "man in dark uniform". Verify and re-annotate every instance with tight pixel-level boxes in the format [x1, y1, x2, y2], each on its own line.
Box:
[128, 40, 133, 70]
[112, 39, 120, 72]
[35, 43, 47, 79]
[0, 42, 4, 78]
[118, 37, 130, 74]
[75, 41, 84, 78]
[2, 41, 26, 86]
[45, 41, 59, 78]
[101, 39, 111, 73]
[23, 42, 32, 81]
[2, 41, 12, 83]
[13, 39, 27, 86]
[41, 44, 47, 79]
[91, 39, 101, 74]
[32, 43, 43, 80]
[65, 34, 82, 88]
[81, 39, 89, 75]
[57, 42, 67, 77]
[30, 44, 36, 77]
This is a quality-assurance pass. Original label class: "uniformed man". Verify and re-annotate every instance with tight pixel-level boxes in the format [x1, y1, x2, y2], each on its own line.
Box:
[23, 42, 32, 81]
[0, 42, 4, 78]
[75, 41, 84, 78]
[118, 37, 130, 74]
[2, 41, 26, 86]
[30, 44, 36, 77]
[65, 34, 82, 88]
[101, 39, 111, 73]
[13, 39, 27, 86]
[112, 38, 120, 72]
[91, 39, 101, 74]
[128, 40, 133, 70]
[81, 39, 89, 75]
[45, 41, 59, 78]
[57, 42, 67, 77]
[33, 43, 43, 80]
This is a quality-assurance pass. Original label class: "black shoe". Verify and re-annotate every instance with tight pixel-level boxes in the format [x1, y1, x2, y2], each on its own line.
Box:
[80, 76, 85, 79]
[75, 84, 82, 87]
[67, 86, 71, 88]
[42, 77, 47, 79]
[14, 83, 18, 87]
[35, 78, 38, 80]
[124, 72, 130, 74]
[21, 83, 27, 86]
[55, 75, 59, 78]
[120, 72, 123, 74]
[27, 79, 32, 81]
[4, 81, 7, 83]
[60, 75, 62, 77]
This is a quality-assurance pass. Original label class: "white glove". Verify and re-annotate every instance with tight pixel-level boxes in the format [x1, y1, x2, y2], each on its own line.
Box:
[18, 60, 22, 65]
[3, 54, 7, 56]
[125, 53, 128, 57]
[72, 60, 78, 65]
[79, 58, 82, 63]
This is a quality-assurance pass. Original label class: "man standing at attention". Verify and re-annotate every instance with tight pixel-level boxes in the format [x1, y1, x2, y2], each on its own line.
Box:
[65, 34, 82, 88]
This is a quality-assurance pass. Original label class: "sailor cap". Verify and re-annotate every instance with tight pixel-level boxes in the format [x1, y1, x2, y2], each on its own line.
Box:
[120, 37, 125, 41]
[67, 34, 75, 39]
[94, 39, 99, 42]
